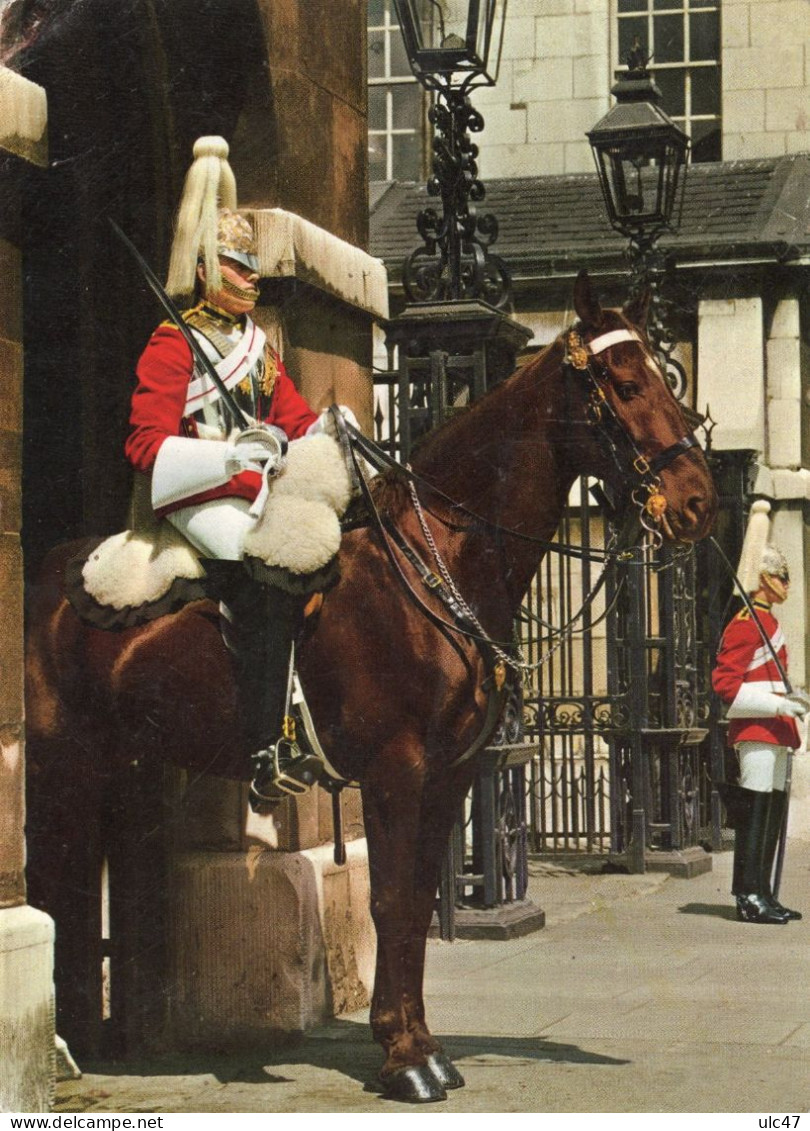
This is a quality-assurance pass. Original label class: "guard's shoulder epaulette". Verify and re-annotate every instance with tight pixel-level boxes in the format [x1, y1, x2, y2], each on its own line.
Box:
[155, 302, 202, 332]
[181, 302, 205, 324]
[735, 607, 750, 621]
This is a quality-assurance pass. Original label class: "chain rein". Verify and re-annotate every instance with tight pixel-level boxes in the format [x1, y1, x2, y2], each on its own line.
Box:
[406, 475, 615, 673]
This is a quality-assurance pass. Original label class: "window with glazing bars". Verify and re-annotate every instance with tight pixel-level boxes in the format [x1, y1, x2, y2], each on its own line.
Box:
[368, 0, 426, 182]
[617, 0, 721, 162]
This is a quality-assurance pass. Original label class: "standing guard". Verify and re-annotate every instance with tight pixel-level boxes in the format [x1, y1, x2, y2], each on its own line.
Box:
[713, 543, 808, 924]
[125, 136, 355, 799]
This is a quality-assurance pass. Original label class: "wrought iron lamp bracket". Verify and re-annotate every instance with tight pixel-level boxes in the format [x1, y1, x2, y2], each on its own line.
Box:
[626, 232, 687, 402]
[403, 83, 512, 310]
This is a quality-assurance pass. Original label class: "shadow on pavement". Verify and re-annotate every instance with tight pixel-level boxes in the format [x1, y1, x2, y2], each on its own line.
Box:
[677, 902, 738, 919]
[72, 1019, 629, 1094]
[438, 1033, 630, 1067]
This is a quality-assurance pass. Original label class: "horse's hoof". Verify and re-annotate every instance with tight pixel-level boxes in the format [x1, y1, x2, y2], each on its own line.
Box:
[382, 1065, 447, 1103]
[426, 1052, 465, 1090]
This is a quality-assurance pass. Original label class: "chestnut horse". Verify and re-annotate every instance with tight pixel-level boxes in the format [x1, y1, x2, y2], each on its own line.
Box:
[25, 273, 716, 1101]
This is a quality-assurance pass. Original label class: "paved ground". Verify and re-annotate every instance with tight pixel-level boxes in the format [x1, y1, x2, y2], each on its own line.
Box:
[54, 841, 810, 1114]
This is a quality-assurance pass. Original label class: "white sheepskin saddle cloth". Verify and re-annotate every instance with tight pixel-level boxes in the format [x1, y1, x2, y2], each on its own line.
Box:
[78, 433, 352, 620]
[243, 432, 352, 586]
[82, 518, 203, 611]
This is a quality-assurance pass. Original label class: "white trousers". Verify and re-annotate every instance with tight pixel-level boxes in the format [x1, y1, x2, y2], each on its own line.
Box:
[736, 740, 789, 793]
[167, 497, 255, 560]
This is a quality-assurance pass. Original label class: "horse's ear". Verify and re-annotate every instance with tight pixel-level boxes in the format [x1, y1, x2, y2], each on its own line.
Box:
[573, 269, 604, 329]
[623, 287, 652, 330]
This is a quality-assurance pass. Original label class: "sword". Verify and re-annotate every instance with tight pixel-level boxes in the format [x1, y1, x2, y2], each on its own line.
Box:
[110, 218, 251, 431]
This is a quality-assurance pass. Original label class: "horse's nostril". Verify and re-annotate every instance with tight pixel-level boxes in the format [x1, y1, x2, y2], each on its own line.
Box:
[684, 494, 713, 532]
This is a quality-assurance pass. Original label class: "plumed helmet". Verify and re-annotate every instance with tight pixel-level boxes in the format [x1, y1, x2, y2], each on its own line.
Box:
[165, 136, 260, 299]
[215, 208, 259, 273]
[759, 544, 789, 584]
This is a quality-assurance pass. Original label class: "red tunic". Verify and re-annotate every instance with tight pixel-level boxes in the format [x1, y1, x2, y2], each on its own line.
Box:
[125, 323, 318, 514]
[712, 603, 799, 749]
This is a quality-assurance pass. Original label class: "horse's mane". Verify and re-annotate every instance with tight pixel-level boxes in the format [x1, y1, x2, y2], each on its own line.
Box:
[370, 333, 568, 518]
[368, 303, 642, 519]
[411, 343, 555, 465]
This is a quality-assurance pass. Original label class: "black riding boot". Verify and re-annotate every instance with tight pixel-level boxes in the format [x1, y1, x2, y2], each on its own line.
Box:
[761, 790, 801, 920]
[204, 562, 322, 802]
[733, 789, 789, 924]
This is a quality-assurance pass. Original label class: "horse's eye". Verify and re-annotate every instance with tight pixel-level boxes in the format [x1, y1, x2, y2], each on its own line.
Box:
[616, 382, 640, 402]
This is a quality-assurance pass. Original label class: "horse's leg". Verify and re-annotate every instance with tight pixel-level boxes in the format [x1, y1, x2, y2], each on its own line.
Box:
[361, 742, 450, 1103]
[399, 765, 477, 1091]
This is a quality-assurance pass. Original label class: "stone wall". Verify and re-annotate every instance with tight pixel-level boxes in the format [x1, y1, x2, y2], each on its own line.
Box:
[722, 0, 810, 160]
[0, 65, 55, 1115]
[471, 0, 810, 178]
[475, 0, 611, 180]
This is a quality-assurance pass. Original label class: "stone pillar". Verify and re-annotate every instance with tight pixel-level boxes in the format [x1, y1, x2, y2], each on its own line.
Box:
[765, 296, 806, 683]
[0, 66, 55, 1114]
[767, 296, 802, 470]
[163, 775, 375, 1047]
[247, 207, 389, 435]
[697, 296, 765, 451]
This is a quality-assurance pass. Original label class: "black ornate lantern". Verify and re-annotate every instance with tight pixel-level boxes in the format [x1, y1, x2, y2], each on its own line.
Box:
[392, 0, 511, 306]
[587, 58, 690, 242]
[394, 0, 507, 92]
[587, 48, 691, 399]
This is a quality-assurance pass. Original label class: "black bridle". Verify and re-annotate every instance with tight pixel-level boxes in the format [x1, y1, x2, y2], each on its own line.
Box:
[341, 321, 702, 558]
[563, 325, 700, 535]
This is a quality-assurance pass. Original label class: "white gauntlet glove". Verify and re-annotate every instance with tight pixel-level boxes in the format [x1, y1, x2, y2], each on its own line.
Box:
[727, 683, 810, 719]
[225, 425, 288, 477]
[781, 691, 810, 718]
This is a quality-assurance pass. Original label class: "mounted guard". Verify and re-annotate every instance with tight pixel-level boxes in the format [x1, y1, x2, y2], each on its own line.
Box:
[29, 269, 718, 1101]
[89, 136, 356, 798]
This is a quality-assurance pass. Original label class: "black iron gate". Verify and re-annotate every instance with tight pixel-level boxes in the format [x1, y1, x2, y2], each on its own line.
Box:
[521, 451, 752, 870]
